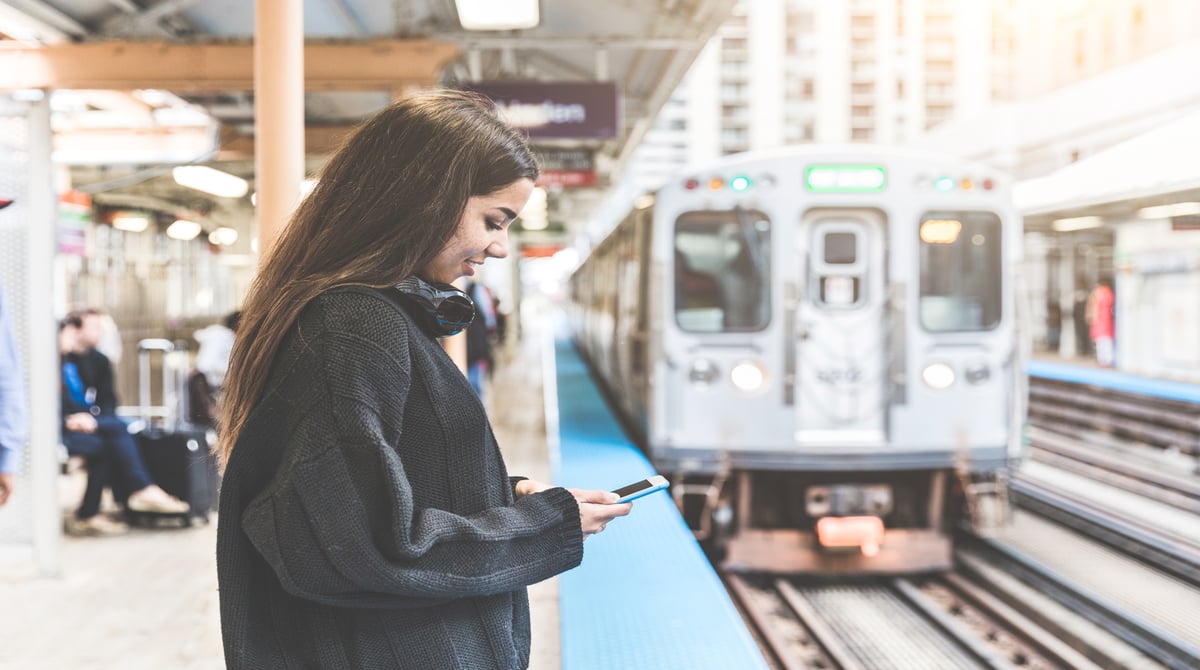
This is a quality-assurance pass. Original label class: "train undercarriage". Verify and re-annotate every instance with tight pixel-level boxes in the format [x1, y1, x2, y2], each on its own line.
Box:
[671, 466, 1012, 574]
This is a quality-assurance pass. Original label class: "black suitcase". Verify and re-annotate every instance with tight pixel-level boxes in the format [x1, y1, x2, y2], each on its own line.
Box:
[128, 338, 220, 527]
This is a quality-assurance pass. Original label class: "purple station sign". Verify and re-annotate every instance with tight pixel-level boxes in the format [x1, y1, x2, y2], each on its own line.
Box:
[464, 81, 619, 140]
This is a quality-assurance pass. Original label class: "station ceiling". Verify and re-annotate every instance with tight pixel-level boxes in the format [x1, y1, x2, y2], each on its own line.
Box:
[0, 0, 735, 250]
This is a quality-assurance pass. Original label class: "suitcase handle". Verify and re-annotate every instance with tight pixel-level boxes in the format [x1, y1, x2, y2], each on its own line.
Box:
[137, 338, 188, 429]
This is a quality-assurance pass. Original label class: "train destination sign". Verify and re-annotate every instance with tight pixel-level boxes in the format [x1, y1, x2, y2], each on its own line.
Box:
[805, 165, 887, 192]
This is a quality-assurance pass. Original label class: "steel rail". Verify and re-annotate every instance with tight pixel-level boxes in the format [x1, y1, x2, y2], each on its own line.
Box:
[939, 572, 1104, 670]
[723, 574, 817, 670]
[1011, 477, 1200, 588]
[1028, 427, 1200, 506]
[889, 578, 1014, 669]
[963, 534, 1200, 670]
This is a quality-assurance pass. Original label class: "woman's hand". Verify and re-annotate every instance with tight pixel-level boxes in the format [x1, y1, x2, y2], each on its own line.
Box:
[514, 480, 633, 539]
[65, 412, 97, 433]
[569, 488, 632, 538]
[514, 479, 553, 498]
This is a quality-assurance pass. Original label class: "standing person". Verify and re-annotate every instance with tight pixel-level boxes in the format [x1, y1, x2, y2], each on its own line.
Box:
[0, 288, 27, 507]
[189, 310, 240, 426]
[216, 90, 632, 669]
[60, 310, 189, 535]
[1088, 279, 1116, 367]
[465, 280, 497, 399]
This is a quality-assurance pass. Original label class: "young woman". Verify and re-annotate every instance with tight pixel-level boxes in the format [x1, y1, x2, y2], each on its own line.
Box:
[216, 90, 631, 669]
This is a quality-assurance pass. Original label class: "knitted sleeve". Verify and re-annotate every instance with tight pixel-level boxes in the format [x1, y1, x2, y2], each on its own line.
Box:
[240, 292, 583, 608]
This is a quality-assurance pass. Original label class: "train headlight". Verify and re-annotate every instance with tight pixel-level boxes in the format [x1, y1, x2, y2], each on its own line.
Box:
[730, 361, 767, 392]
[688, 359, 720, 387]
[921, 363, 955, 389]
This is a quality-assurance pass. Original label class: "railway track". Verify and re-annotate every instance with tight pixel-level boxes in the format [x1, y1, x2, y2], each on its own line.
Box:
[1026, 426, 1200, 512]
[726, 572, 1088, 670]
[720, 370, 1200, 669]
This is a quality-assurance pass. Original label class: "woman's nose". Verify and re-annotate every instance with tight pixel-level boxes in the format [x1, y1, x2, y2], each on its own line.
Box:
[487, 233, 509, 259]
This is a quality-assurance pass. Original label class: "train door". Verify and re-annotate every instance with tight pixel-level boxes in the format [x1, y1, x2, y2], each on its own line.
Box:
[793, 209, 887, 445]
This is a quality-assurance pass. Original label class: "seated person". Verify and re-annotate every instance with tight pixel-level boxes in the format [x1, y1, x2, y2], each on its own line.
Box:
[60, 309, 188, 536]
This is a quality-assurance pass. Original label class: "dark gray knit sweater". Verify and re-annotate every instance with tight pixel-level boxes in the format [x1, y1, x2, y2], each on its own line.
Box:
[217, 287, 584, 669]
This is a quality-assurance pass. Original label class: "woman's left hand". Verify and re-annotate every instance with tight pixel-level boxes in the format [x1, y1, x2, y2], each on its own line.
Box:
[514, 479, 553, 498]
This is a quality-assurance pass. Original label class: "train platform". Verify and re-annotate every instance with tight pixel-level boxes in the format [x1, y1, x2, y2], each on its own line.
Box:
[1028, 356, 1200, 403]
[546, 329, 768, 670]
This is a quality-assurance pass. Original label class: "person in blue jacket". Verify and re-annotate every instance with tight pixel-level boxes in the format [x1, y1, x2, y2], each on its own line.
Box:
[0, 287, 27, 508]
[59, 309, 188, 535]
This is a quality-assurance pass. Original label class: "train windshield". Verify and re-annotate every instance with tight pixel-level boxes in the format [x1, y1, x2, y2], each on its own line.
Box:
[918, 211, 1002, 332]
[674, 209, 771, 332]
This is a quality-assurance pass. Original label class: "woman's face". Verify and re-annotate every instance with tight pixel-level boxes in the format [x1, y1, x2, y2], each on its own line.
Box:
[418, 179, 535, 285]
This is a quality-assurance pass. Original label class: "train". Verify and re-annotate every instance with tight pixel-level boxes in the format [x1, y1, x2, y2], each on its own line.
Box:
[569, 145, 1027, 574]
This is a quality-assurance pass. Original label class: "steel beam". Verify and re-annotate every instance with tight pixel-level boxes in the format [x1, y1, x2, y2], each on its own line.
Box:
[0, 39, 458, 92]
[217, 125, 354, 159]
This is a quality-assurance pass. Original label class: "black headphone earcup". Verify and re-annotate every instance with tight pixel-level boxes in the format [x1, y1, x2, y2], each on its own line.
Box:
[395, 277, 475, 338]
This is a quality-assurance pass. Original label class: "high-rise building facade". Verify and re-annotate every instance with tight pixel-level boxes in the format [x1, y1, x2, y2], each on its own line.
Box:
[617, 0, 992, 203]
[990, 0, 1200, 102]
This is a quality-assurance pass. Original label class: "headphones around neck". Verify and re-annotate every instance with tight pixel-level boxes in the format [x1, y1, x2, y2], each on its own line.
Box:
[394, 276, 476, 338]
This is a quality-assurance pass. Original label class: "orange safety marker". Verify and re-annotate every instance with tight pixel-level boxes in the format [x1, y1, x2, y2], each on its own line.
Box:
[815, 516, 886, 557]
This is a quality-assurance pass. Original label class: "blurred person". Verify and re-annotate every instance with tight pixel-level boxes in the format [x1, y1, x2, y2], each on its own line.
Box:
[1088, 279, 1116, 367]
[188, 310, 240, 426]
[60, 309, 189, 535]
[0, 288, 28, 506]
[216, 90, 632, 669]
[1044, 300, 1062, 352]
[1072, 281, 1091, 358]
[95, 312, 123, 365]
[465, 280, 497, 398]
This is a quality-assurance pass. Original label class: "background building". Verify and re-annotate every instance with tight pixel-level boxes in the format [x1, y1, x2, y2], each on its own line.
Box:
[601, 0, 993, 236]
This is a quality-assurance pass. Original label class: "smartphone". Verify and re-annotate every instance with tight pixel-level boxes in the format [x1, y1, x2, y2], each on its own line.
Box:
[611, 475, 669, 503]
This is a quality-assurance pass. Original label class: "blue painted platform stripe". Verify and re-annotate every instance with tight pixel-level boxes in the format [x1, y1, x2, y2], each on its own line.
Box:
[1028, 360, 1200, 404]
[552, 338, 769, 670]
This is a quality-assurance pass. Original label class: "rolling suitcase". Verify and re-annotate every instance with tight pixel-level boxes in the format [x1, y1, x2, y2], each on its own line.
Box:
[129, 338, 220, 527]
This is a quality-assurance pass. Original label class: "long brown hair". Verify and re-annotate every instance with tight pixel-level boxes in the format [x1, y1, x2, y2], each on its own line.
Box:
[218, 90, 538, 467]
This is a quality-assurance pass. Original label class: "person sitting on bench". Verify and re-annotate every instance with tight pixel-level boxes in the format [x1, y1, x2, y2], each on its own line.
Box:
[60, 309, 188, 536]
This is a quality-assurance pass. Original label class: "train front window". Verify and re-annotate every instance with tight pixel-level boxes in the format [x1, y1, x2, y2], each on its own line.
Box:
[918, 211, 1002, 332]
[824, 232, 857, 264]
[674, 209, 771, 332]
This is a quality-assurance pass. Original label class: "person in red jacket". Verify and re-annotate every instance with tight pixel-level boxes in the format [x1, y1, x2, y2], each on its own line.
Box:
[1088, 279, 1115, 367]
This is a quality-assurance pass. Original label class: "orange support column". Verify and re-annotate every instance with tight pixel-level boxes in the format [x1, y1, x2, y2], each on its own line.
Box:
[254, 0, 305, 263]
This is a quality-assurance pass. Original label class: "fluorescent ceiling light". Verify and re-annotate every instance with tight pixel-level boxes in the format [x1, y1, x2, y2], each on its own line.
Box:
[112, 212, 150, 232]
[455, 0, 539, 31]
[208, 227, 239, 246]
[172, 165, 249, 198]
[519, 186, 548, 230]
[1136, 202, 1200, 219]
[0, 3, 64, 43]
[1051, 216, 1105, 232]
[166, 219, 202, 241]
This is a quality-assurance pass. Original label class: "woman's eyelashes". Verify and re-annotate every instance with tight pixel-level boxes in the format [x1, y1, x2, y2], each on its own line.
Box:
[486, 217, 503, 231]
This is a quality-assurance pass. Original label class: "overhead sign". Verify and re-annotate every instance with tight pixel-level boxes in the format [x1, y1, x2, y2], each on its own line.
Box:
[1171, 214, 1200, 231]
[521, 244, 564, 258]
[535, 148, 597, 188]
[465, 81, 619, 140]
[58, 190, 90, 256]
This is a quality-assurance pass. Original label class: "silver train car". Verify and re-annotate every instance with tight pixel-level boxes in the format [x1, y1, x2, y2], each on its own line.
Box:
[569, 146, 1027, 574]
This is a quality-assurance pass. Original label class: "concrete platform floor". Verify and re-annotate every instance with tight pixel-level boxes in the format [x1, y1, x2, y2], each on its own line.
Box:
[0, 321, 560, 670]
